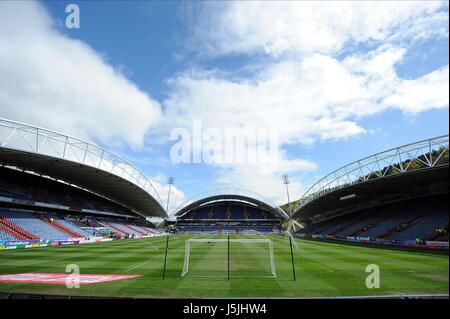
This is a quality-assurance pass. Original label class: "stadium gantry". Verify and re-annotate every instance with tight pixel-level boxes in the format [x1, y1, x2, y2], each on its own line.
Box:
[0, 117, 166, 218]
[294, 135, 449, 224]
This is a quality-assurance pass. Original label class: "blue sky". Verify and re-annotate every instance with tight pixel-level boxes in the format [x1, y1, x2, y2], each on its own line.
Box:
[0, 1, 448, 214]
[45, 1, 186, 101]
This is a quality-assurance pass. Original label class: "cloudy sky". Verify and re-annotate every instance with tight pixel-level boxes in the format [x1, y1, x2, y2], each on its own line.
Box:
[0, 1, 448, 215]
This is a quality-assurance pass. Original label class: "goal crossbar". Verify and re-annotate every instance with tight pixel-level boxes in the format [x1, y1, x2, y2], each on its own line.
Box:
[187, 239, 271, 243]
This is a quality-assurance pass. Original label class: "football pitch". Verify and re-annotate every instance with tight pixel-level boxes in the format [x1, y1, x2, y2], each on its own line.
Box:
[0, 234, 448, 298]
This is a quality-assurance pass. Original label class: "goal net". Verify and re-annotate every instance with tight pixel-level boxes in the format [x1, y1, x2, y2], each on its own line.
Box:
[181, 238, 276, 278]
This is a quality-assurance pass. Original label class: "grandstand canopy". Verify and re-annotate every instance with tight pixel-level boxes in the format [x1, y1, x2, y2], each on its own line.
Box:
[0, 118, 166, 218]
[174, 187, 289, 220]
[294, 135, 449, 223]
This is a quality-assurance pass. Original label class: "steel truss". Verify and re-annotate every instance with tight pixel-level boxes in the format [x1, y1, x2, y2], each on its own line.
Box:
[0, 117, 163, 208]
[173, 186, 289, 219]
[296, 135, 449, 212]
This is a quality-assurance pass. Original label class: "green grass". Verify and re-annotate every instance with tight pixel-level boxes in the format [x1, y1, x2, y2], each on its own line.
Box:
[0, 234, 448, 298]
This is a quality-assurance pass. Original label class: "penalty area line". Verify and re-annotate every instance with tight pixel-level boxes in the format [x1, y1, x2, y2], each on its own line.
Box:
[125, 260, 153, 272]
[302, 256, 334, 273]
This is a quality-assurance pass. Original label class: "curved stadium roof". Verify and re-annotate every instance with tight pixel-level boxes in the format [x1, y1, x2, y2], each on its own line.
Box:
[0, 118, 166, 218]
[174, 187, 289, 220]
[293, 135, 449, 220]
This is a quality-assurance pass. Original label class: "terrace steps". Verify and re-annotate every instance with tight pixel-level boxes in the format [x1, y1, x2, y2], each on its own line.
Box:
[350, 214, 391, 237]
[330, 212, 370, 236]
[124, 224, 145, 236]
[105, 222, 129, 236]
[380, 211, 431, 239]
[0, 222, 24, 240]
[0, 216, 38, 240]
[37, 215, 82, 238]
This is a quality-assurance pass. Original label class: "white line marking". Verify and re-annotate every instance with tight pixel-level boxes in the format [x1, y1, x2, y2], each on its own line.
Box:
[125, 260, 152, 272]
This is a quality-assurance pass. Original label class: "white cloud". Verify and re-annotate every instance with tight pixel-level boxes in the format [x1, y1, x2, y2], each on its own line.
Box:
[214, 164, 304, 206]
[160, 55, 366, 203]
[2, 1, 447, 207]
[164, 4, 449, 201]
[211, 149, 317, 205]
[163, 45, 446, 148]
[150, 175, 188, 216]
[0, 1, 161, 147]
[189, 1, 448, 57]
[341, 45, 449, 114]
[384, 65, 449, 113]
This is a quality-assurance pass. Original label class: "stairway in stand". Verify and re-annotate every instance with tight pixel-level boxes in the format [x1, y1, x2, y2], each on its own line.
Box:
[123, 224, 145, 236]
[351, 214, 391, 237]
[37, 215, 83, 238]
[380, 211, 432, 239]
[105, 222, 129, 236]
[330, 212, 370, 236]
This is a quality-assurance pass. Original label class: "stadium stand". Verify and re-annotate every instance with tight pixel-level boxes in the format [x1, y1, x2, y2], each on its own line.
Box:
[0, 119, 165, 244]
[297, 189, 448, 242]
[0, 167, 134, 216]
[294, 136, 449, 247]
[45, 214, 92, 238]
[1, 210, 67, 240]
[175, 194, 285, 234]
[0, 207, 162, 241]
[0, 167, 162, 242]
[0, 225, 18, 241]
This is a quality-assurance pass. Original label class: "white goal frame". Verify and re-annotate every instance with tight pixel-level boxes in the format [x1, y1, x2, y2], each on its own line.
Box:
[181, 238, 276, 278]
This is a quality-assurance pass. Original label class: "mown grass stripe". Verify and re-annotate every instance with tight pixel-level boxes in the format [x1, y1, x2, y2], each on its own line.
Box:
[0, 235, 447, 298]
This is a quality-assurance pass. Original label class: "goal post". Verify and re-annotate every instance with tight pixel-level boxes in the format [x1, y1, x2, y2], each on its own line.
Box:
[181, 238, 276, 278]
[181, 238, 191, 277]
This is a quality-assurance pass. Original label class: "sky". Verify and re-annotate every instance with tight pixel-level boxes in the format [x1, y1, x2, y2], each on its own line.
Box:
[0, 1, 448, 216]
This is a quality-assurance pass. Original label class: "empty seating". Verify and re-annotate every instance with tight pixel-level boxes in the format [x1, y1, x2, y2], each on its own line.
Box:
[389, 210, 448, 240]
[51, 215, 92, 237]
[1, 210, 68, 240]
[87, 217, 160, 237]
[179, 225, 277, 234]
[357, 210, 416, 238]
[0, 224, 19, 241]
[0, 167, 133, 216]
[213, 206, 227, 219]
[247, 208, 264, 219]
[298, 195, 449, 241]
[0, 208, 161, 241]
[231, 206, 245, 219]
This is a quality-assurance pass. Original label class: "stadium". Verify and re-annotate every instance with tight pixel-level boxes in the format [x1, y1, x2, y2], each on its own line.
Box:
[0, 118, 448, 299]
